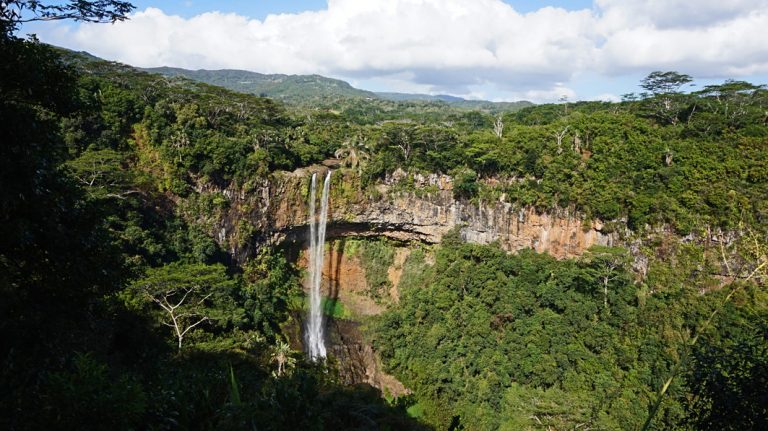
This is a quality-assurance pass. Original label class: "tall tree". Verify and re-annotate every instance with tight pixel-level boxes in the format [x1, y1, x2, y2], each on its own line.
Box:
[581, 246, 631, 313]
[334, 133, 370, 172]
[694, 80, 767, 128]
[639, 70, 694, 125]
[641, 71, 694, 95]
[128, 262, 239, 349]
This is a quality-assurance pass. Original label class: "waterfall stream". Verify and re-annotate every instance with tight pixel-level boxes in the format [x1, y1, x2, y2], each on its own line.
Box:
[306, 171, 331, 360]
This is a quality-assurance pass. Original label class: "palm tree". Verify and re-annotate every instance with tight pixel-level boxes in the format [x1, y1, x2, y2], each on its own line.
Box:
[334, 134, 370, 171]
[271, 340, 295, 377]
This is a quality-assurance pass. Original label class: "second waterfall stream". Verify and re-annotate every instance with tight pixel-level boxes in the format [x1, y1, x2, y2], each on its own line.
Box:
[306, 171, 331, 361]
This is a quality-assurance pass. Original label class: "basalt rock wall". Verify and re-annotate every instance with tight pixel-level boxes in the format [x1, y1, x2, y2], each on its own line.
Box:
[204, 166, 616, 263]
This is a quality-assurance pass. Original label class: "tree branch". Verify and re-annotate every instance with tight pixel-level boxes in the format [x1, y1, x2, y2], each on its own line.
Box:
[180, 316, 209, 338]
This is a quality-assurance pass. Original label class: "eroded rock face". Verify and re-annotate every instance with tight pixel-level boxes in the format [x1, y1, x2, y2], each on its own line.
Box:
[296, 241, 391, 317]
[346, 193, 614, 257]
[292, 242, 410, 397]
[203, 167, 619, 395]
[196, 166, 740, 398]
[327, 319, 409, 398]
[209, 167, 616, 263]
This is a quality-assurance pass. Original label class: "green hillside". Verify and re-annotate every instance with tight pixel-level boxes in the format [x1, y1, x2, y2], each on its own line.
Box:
[376, 91, 533, 111]
[143, 66, 379, 103]
[143, 66, 533, 112]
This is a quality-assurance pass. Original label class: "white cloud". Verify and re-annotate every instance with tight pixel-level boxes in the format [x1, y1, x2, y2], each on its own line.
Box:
[596, 8, 768, 77]
[593, 93, 621, 102]
[514, 84, 577, 103]
[29, 0, 768, 102]
[595, 0, 768, 30]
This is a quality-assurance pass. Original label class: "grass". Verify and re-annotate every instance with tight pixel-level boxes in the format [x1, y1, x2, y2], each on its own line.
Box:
[406, 402, 424, 419]
[297, 295, 352, 319]
[321, 297, 352, 319]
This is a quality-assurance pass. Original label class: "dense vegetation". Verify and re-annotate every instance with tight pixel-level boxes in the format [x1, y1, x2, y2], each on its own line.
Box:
[2, 3, 767, 429]
[50, 43, 768, 237]
[149, 61, 768, 234]
[372, 234, 767, 429]
[0, 32, 425, 430]
[143, 66, 380, 105]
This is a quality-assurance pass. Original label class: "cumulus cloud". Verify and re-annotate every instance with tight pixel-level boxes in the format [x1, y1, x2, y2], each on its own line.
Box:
[30, 0, 768, 102]
[595, 0, 768, 29]
[592, 1, 768, 77]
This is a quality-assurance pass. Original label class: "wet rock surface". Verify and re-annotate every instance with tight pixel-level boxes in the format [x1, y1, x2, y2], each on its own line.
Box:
[286, 312, 408, 398]
[288, 242, 409, 396]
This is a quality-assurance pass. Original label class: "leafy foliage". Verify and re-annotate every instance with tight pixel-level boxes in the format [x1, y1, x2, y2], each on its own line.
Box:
[48, 51, 768, 234]
[372, 238, 766, 430]
[127, 262, 241, 349]
[1, 1, 134, 36]
[2, 26, 767, 431]
[352, 238, 397, 300]
[681, 290, 768, 430]
[1, 37, 425, 430]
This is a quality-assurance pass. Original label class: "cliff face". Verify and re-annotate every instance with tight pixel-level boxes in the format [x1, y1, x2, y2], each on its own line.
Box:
[289, 241, 411, 397]
[194, 166, 735, 397]
[209, 167, 616, 262]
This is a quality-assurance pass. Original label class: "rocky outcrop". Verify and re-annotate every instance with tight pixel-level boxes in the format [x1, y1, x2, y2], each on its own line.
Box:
[327, 319, 410, 398]
[346, 193, 614, 257]
[208, 166, 616, 263]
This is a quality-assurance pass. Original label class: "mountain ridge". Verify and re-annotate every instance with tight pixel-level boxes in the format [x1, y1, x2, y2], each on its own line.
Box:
[142, 65, 533, 109]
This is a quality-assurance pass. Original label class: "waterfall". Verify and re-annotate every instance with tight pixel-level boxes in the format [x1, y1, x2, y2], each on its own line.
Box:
[306, 171, 331, 360]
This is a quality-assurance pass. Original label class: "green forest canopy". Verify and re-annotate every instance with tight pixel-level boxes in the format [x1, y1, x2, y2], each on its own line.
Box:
[1, 13, 766, 429]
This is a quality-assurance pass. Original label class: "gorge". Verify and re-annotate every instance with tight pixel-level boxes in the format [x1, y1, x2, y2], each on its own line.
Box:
[195, 164, 742, 400]
[4, 37, 766, 431]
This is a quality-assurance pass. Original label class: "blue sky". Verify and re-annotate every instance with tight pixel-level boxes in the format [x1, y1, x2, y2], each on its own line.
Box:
[23, 0, 768, 102]
[123, 1, 595, 19]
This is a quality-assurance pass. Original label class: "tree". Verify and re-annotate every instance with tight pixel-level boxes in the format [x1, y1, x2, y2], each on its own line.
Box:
[129, 262, 238, 349]
[492, 114, 504, 138]
[683, 304, 768, 431]
[694, 80, 766, 128]
[451, 167, 479, 199]
[641, 71, 693, 95]
[552, 125, 570, 154]
[0, 37, 128, 427]
[382, 124, 416, 162]
[639, 71, 694, 125]
[65, 148, 139, 199]
[271, 340, 295, 377]
[582, 246, 631, 313]
[241, 251, 300, 340]
[641, 230, 767, 430]
[334, 133, 370, 171]
[1, 1, 135, 37]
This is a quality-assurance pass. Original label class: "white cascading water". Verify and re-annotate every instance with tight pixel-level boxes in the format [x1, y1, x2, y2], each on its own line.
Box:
[306, 171, 331, 360]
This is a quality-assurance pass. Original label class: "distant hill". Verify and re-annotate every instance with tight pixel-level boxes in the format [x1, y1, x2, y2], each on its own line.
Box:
[376, 91, 533, 111]
[143, 66, 533, 111]
[375, 92, 466, 102]
[142, 67, 379, 104]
